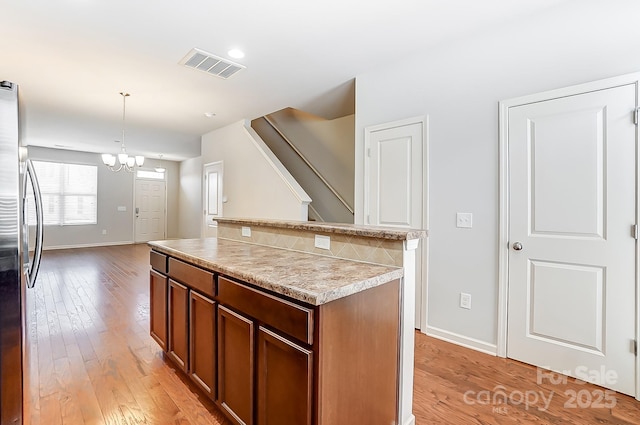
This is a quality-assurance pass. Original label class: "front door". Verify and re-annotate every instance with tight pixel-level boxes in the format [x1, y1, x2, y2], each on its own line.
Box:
[135, 178, 166, 242]
[367, 119, 426, 329]
[507, 83, 637, 395]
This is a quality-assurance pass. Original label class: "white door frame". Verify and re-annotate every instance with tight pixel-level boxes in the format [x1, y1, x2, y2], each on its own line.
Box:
[203, 160, 224, 235]
[133, 170, 168, 243]
[497, 72, 640, 400]
[363, 115, 429, 332]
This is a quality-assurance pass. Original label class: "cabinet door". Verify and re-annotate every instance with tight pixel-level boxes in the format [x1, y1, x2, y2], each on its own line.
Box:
[189, 291, 216, 400]
[257, 327, 313, 425]
[149, 270, 168, 350]
[168, 279, 189, 372]
[218, 305, 254, 425]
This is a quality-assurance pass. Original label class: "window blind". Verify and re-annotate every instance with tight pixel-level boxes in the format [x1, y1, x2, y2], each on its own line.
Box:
[27, 161, 98, 225]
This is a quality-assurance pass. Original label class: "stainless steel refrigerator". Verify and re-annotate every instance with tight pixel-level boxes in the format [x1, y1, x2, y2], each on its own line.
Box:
[0, 80, 43, 424]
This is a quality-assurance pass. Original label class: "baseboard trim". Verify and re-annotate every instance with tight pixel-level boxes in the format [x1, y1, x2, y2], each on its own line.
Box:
[425, 325, 497, 356]
[43, 241, 134, 251]
[403, 414, 416, 425]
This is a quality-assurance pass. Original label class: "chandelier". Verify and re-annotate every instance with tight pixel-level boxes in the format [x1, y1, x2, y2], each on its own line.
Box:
[101, 92, 144, 172]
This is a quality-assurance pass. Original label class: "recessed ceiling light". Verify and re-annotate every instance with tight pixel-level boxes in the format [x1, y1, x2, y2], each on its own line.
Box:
[204, 112, 216, 118]
[227, 49, 245, 59]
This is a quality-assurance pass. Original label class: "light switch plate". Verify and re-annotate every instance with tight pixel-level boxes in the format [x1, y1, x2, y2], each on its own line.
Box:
[241, 226, 251, 237]
[456, 212, 472, 228]
[314, 235, 330, 250]
[460, 293, 472, 309]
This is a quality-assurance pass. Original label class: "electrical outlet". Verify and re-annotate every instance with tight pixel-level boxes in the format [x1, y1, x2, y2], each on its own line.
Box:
[241, 226, 251, 237]
[314, 235, 330, 250]
[460, 292, 472, 309]
[102, 229, 107, 235]
[456, 212, 473, 228]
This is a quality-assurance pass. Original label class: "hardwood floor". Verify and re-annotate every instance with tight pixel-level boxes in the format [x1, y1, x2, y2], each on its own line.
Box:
[29, 244, 640, 424]
[414, 335, 640, 424]
[29, 244, 229, 425]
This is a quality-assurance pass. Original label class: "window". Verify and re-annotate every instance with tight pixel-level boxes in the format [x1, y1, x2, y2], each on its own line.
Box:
[136, 169, 165, 180]
[27, 161, 98, 225]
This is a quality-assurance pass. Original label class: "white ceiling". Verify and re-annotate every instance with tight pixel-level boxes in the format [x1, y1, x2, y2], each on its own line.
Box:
[1, 0, 566, 161]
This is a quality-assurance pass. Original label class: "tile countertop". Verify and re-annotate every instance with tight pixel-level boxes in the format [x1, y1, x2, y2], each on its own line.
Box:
[213, 217, 427, 240]
[148, 238, 404, 306]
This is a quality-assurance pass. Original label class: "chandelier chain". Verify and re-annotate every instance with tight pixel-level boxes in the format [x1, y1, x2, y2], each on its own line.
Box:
[101, 91, 143, 172]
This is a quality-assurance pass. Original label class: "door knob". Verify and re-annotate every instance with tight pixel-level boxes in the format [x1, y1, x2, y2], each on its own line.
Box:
[512, 242, 523, 251]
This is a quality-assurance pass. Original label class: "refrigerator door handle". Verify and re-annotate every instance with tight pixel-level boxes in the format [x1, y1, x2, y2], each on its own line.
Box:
[24, 159, 43, 288]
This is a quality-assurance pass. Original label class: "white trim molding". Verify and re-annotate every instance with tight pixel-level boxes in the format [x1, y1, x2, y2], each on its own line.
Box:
[43, 240, 134, 250]
[398, 238, 420, 425]
[426, 325, 498, 356]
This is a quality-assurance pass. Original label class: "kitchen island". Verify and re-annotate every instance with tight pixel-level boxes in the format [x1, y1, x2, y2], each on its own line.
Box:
[149, 218, 425, 425]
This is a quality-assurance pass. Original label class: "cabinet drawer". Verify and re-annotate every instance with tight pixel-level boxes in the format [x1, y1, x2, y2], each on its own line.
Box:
[150, 250, 167, 273]
[168, 258, 215, 298]
[218, 276, 313, 345]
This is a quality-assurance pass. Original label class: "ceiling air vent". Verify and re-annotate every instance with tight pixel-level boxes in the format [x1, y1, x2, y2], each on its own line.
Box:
[179, 48, 245, 79]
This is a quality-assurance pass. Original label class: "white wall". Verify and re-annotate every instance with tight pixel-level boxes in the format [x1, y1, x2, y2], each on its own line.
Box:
[162, 160, 180, 239]
[178, 156, 203, 238]
[354, 0, 640, 350]
[28, 146, 180, 248]
[201, 120, 309, 221]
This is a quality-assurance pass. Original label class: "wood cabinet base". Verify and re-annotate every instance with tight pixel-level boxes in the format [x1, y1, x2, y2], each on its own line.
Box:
[316, 279, 400, 425]
[150, 251, 400, 425]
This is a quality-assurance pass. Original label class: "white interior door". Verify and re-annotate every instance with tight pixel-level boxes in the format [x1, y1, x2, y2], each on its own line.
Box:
[507, 83, 637, 395]
[203, 161, 223, 237]
[135, 178, 166, 242]
[367, 120, 426, 329]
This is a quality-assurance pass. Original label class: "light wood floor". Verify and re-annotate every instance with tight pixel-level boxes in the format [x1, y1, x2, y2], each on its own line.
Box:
[29, 244, 640, 424]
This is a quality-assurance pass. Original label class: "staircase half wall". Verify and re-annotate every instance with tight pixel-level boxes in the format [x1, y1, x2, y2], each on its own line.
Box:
[251, 110, 355, 223]
[200, 120, 311, 222]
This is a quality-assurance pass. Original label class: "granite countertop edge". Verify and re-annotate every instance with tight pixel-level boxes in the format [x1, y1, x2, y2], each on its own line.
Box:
[148, 239, 404, 306]
[213, 217, 427, 241]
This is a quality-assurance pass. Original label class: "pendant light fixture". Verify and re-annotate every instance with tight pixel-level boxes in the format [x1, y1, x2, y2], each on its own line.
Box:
[155, 154, 166, 173]
[102, 92, 144, 172]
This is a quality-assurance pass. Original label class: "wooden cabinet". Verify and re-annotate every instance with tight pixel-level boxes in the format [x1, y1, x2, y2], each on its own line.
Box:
[189, 291, 217, 400]
[149, 269, 168, 350]
[315, 280, 400, 424]
[257, 326, 313, 425]
[217, 276, 313, 344]
[151, 252, 217, 399]
[218, 305, 254, 425]
[217, 277, 314, 425]
[168, 279, 189, 372]
[149, 249, 401, 425]
[169, 257, 215, 297]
